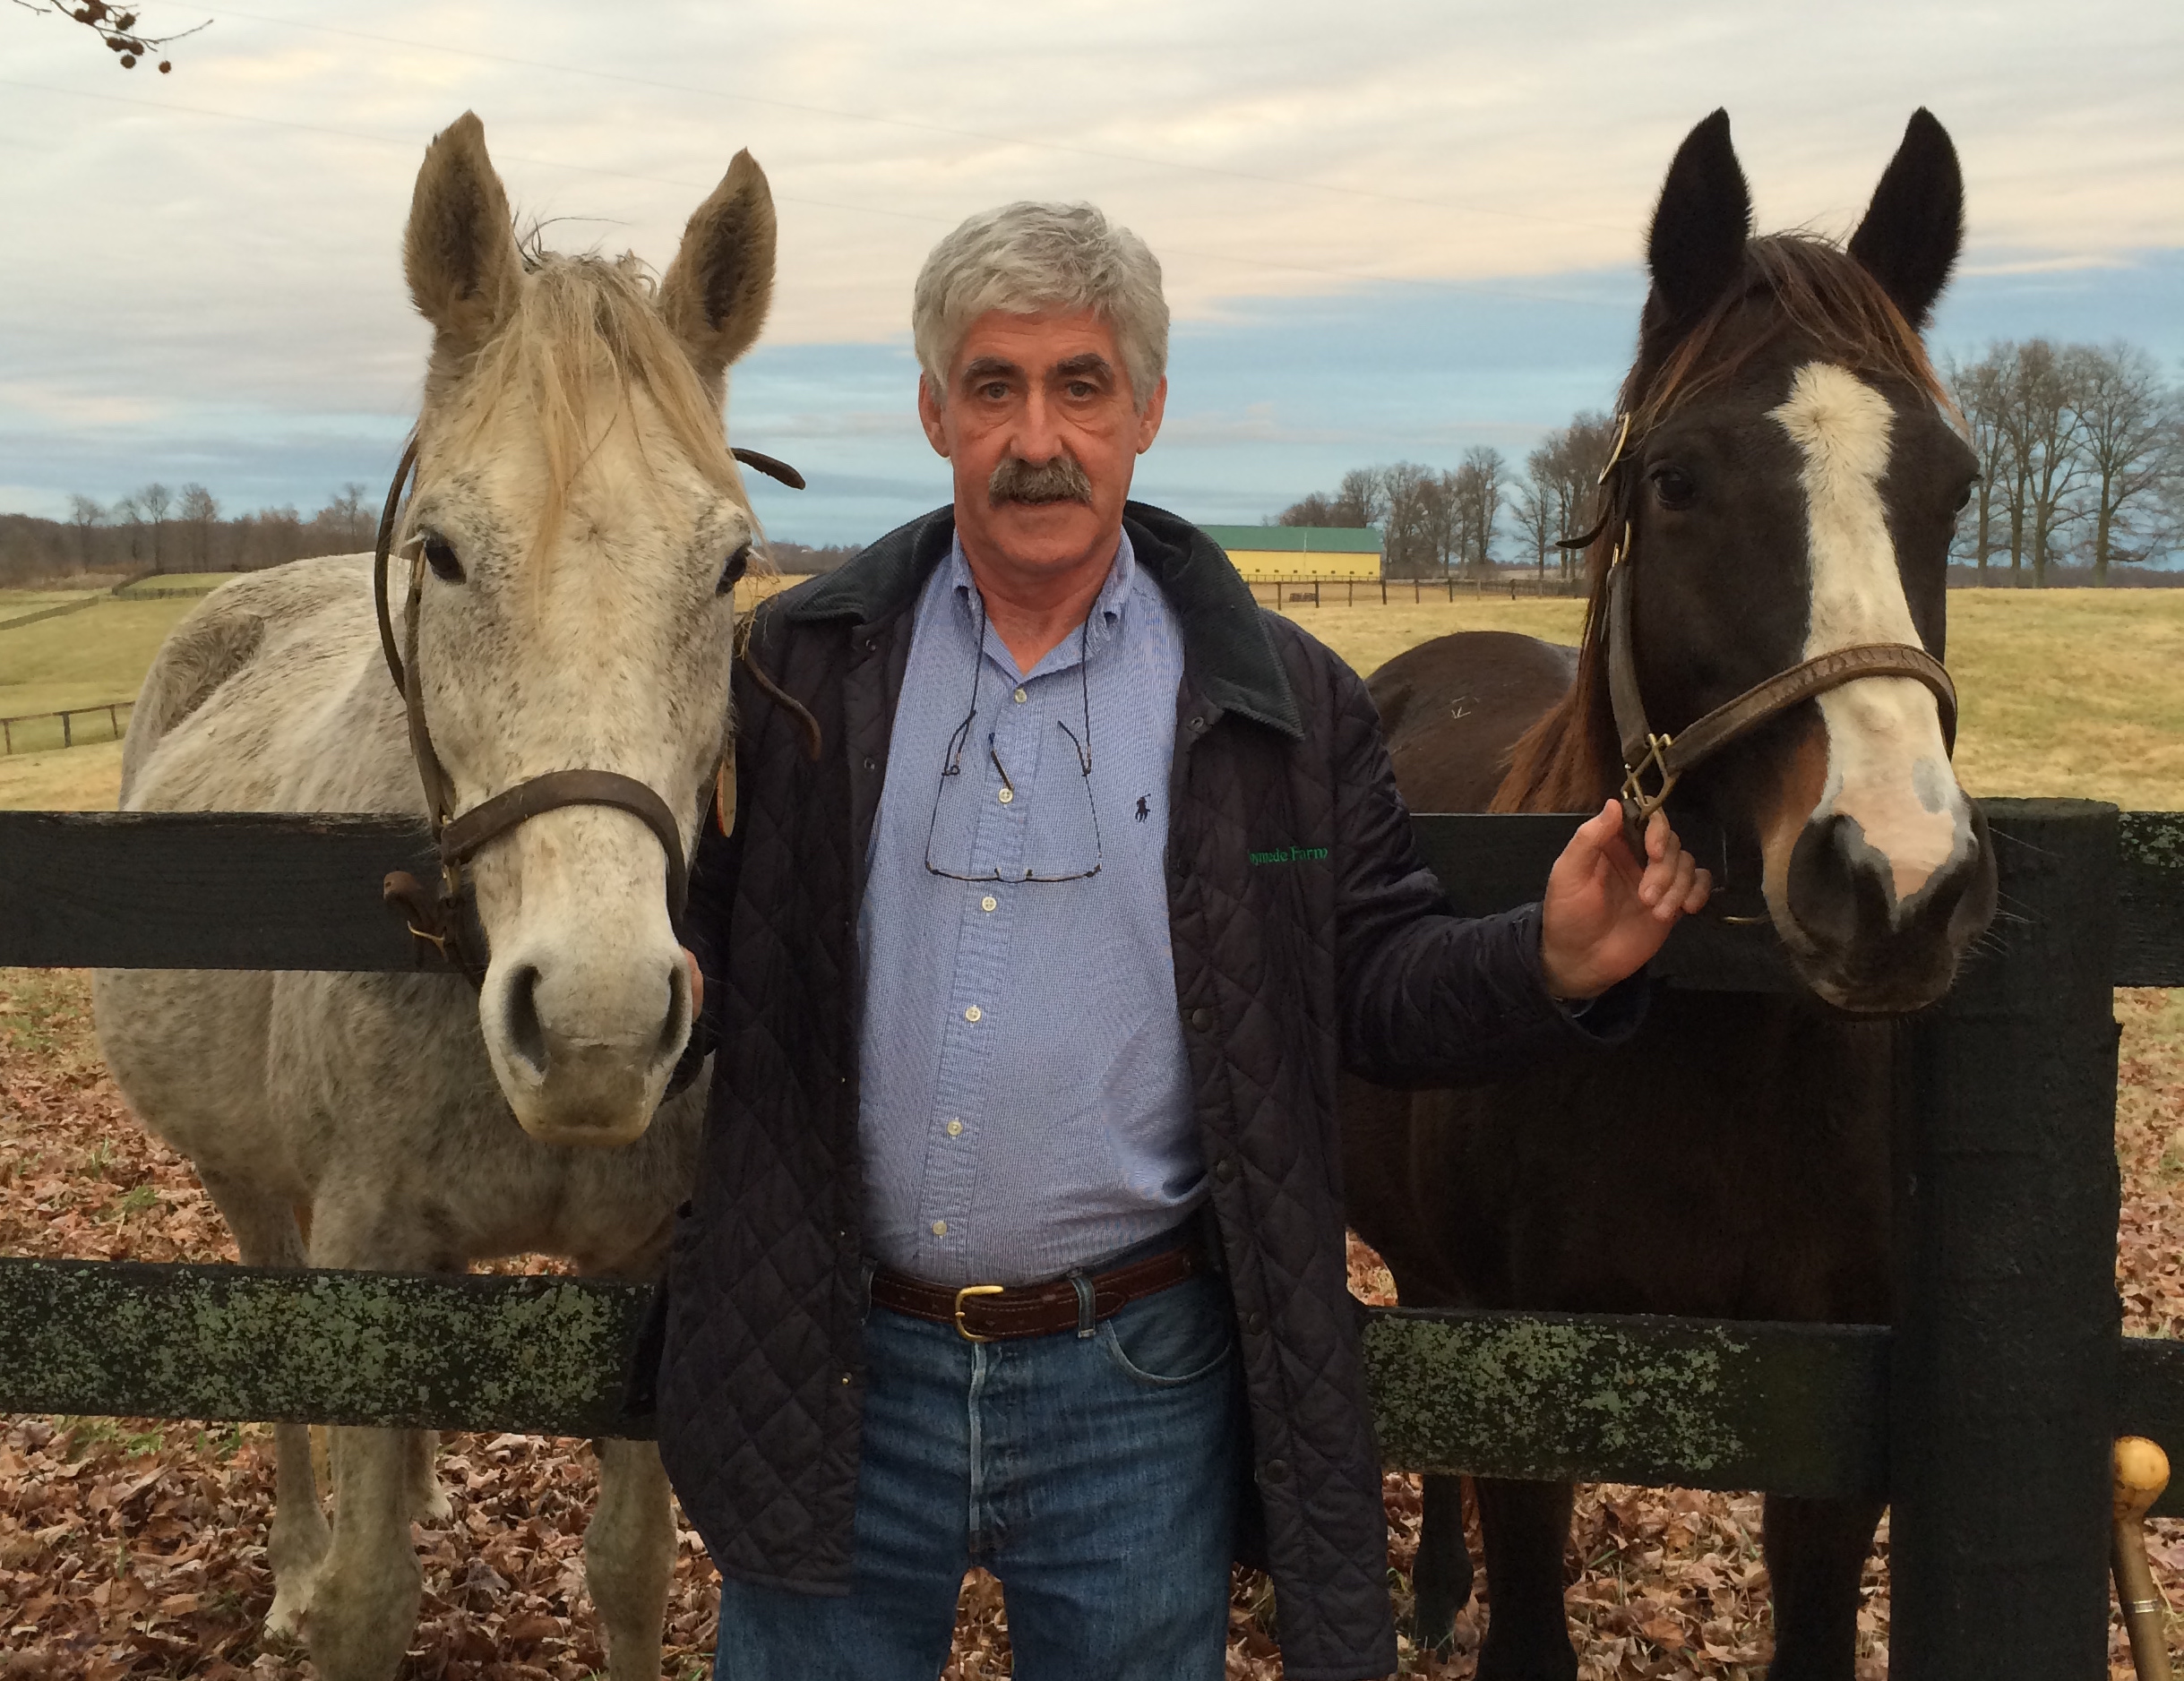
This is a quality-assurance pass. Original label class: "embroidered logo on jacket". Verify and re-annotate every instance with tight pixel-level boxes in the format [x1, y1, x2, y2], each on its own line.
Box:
[1249, 845, 1330, 865]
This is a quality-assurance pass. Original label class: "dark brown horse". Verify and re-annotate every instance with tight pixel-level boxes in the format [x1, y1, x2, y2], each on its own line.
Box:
[1343, 109, 1999, 1680]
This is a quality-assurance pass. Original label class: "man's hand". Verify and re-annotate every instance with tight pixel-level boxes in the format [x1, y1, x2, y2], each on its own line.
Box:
[683, 948, 704, 1016]
[1539, 801, 1713, 1000]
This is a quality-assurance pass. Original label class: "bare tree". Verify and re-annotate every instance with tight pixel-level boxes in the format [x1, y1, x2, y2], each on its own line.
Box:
[2069, 343, 2178, 582]
[136, 482, 172, 572]
[1277, 493, 1341, 527]
[1450, 446, 1505, 574]
[7, 0, 205, 71]
[1380, 461, 1442, 577]
[111, 494, 144, 566]
[1943, 347, 2013, 582]
[321, 483, 371, 550]
[1337, 467, 1390, 530]
[1514, 443, 1558, 579]
[179, 483, 219, 570]
[66, 494, 104, 568]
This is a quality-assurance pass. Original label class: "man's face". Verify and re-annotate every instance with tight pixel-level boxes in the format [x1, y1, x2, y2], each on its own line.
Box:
[917, 307, 1166, 578]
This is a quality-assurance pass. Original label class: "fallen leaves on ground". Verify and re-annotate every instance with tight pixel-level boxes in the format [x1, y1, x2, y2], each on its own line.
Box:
[4, 970, 2182, 1677]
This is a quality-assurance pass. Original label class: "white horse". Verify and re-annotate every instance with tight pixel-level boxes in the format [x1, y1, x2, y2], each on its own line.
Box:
[92, 113, 774, 1681]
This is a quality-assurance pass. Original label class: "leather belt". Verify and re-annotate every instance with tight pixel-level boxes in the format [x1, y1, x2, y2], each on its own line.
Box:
[870, 1243, 1208, 1342]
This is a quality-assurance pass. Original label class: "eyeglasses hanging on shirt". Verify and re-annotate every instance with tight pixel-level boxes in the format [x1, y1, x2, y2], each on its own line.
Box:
[924, 595, 1104, 884]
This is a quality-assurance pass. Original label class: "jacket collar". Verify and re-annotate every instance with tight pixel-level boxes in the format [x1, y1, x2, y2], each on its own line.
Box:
[783, 501, 1303, 739]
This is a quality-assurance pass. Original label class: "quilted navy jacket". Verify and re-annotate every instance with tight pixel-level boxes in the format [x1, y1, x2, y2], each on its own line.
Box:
[654, 502, 1635, 1680]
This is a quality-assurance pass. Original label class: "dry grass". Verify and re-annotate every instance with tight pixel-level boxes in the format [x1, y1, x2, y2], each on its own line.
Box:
[0, 597, 207, 722]
[0, 742, 125, 812]
[1273, 587, 2184, 811]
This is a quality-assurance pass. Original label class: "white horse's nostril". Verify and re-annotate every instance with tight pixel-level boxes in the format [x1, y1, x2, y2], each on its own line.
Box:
[656, 957, 692, 1065]
[503, 964, 547, 1078]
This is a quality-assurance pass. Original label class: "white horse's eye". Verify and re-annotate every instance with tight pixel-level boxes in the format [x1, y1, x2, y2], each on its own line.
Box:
[717, 543, 751, 596]
[423, 534, 465, 584]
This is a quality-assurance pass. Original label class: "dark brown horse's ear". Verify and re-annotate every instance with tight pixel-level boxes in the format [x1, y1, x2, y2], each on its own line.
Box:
[1643, 109, 1752, 351]
[1848, 109, 1964, 330]
[404, 113, 522, 376]
[661, 150, 778, 399]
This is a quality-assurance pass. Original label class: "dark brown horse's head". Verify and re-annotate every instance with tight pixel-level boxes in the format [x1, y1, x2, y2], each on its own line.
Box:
[1502, 109, 1998, 1013]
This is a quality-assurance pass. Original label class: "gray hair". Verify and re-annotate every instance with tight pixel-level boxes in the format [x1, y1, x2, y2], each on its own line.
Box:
[912, 202, 1169, 411]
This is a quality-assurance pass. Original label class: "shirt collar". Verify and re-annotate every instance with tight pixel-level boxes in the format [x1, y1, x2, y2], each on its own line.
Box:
[944, 528, 1139, 676]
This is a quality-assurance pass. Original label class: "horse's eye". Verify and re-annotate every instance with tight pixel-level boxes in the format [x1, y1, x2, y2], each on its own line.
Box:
[1649, 466, 1697, 511]
[423, 535, 464, 583]
[717, 542, 751, 596]
[1952, 475, 1979, 514]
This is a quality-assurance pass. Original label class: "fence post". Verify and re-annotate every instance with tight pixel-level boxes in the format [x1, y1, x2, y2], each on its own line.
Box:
[62, 712, 72, 749]
[1313, 579, 1321, 609]
[1888, 799, 2120, 1676]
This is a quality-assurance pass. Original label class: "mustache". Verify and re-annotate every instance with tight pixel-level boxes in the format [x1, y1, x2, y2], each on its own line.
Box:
[988, 452, 1095, 507]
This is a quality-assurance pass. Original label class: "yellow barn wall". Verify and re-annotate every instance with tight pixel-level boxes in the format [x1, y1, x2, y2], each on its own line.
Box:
[1222, 549, 1380, 581]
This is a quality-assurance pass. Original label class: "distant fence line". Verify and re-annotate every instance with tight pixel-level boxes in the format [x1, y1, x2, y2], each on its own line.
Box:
[0, 596, 102, 633]
[0, 699, 133, 757]
[1250, 573, 1584, 609]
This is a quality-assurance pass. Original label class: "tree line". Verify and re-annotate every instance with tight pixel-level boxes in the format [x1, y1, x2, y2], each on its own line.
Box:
[1946, 340, 2181, 586]
[0, 483, 381, 588]
[1277, 339, 2181, 586]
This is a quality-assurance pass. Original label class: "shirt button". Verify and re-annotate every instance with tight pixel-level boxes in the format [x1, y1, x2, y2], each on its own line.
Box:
[980, 895, 997, 913]
[1189, 1007, 1213, 1031]
[1013, 687, 1028, 703]
[931, 1219, 948, 1237]
[965, 1005, 982, 1022]
[1215, 1157, 1237, 1183]
[862, 755, 877, 772]
[946, 1119, 964, 1137]
[997, 787, 1014, 804]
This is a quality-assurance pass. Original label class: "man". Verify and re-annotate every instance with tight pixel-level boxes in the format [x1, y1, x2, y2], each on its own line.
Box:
[655, 202, 1708, 1681]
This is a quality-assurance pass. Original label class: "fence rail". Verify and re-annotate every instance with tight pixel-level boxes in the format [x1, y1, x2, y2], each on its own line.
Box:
[0, 699, 133, 756]
[1243, 572, 1583, 609]
[0, 800, 2175, 1676]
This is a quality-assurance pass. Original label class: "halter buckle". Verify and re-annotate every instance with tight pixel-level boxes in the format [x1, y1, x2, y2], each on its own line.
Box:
[1621, 732, 1679, 828]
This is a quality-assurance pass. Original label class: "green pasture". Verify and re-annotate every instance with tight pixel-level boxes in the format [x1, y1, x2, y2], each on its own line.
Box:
[2, 582, 2180, 813]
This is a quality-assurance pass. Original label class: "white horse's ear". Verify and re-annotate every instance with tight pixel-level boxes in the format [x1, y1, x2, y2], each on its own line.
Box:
[404, 112, 521, 372]
[660, 150, 777, 396]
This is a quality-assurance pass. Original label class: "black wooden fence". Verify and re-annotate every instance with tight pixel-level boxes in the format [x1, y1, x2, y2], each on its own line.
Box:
[2, 800, 2181, 1676]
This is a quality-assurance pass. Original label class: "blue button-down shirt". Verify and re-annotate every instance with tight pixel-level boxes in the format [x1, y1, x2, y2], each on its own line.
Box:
[856, 533, 1199, 1285]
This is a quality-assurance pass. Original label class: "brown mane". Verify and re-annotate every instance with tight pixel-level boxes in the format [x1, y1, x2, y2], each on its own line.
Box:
[1489, 233, 1953, 814]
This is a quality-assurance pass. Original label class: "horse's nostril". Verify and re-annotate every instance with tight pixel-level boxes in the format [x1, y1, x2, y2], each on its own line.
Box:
[505, 963, 546, 1077]
[1787, 812, 1893, 953]
[655, 956, 692, 1065]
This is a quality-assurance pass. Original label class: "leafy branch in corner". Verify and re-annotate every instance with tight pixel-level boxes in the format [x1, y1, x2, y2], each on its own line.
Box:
[9, 0, 209, 71]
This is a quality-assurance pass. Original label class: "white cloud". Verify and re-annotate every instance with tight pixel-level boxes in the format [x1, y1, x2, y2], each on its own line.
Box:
[0, 0, 2177, 522]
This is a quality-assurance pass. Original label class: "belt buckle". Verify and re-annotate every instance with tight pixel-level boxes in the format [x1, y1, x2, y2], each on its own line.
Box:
[953, 1283, 1004, 1342]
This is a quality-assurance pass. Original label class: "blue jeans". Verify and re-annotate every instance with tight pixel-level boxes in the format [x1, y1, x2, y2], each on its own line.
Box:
[713, 1265, 1242, 1681]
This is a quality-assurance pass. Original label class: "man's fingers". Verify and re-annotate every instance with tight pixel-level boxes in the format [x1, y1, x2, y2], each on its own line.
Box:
[684, 947, 704, 1016]
[1685, 865, 1715, 914]
[1638, 809, 1684, 906]
[1655, 848, 1698, 922]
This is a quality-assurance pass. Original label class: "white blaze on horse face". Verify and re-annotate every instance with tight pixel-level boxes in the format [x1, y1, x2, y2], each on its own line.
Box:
[1774, 362, 1969, 911]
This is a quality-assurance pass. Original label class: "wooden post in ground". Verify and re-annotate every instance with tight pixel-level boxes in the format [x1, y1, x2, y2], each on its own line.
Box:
[1889, 800, 2121, 1675]
[62, 711, 71, 749]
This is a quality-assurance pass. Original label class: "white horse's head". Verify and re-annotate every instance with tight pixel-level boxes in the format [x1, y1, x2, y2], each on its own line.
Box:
[399, 113, 771, 1145]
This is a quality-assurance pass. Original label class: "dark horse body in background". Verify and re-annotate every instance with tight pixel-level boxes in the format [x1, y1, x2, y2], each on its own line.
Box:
[1343, 111, 1999, 1681]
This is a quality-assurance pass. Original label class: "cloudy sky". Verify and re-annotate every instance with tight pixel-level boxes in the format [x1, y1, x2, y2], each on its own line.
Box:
[3, 0, 2179, 544]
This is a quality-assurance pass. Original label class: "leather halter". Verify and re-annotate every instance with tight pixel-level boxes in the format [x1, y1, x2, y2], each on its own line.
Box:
[1588, 416, 1959, 857]
[368, 436, 803, 982]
